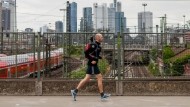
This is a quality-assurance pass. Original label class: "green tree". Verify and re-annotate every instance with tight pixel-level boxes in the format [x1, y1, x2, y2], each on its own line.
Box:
[163, 46, 174, 61]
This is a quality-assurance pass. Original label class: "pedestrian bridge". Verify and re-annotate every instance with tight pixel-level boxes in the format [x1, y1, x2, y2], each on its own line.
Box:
[103, 44, 156, 51]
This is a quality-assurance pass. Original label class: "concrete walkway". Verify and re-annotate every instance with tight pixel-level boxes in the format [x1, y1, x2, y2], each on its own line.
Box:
[0, 96, 190, 107]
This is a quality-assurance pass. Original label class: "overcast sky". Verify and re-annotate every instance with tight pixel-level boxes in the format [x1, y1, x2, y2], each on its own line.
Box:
[17, 0, 190, 32]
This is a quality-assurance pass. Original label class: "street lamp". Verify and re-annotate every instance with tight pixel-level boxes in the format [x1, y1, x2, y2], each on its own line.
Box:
[142, 3, 147, 33]
[183, 15, 186, 32]
[60, 9, 67, 32]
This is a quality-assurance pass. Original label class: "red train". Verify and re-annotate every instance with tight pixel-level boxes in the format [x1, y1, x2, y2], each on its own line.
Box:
[0, 48, 63, 78]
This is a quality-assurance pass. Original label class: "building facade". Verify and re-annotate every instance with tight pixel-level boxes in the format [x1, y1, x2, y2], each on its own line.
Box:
[66, 1, 77, 32]
[93, 3, 108, 32]
[108, 7, 115, 33]
[55, 21, 63, 33]
[115, 12, 126, 33]
[83, 7, 93, 32]
[1, 0, 16, 32]
[70, 2, 77, 32]
[138, 11, 153, 33]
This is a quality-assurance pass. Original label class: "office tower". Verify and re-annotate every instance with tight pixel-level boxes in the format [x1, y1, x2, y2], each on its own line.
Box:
[2, 0, 16, 32]
[55, 21, 63, 33]
[115, 12, 126, 33]
[66, 1, 77, 32]
[116, 2, 121, 12]
[108, 7, 115, 33]
[93, 3, 108, 32]
[114, 0, 117, 8]
[83, 7, 93, 32]
[138, 11, 153, 33]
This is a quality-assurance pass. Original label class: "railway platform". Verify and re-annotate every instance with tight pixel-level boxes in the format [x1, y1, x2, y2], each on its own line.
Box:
[0, 96, 189, 107]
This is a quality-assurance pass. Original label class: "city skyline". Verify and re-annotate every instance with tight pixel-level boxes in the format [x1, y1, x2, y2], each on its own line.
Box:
[17, 0, 190, 32]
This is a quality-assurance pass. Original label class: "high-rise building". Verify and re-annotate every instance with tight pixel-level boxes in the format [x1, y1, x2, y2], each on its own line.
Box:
[79, 17, 84, 32]
[138, 11, 153, 33]
[40, 25, 48, 34]
[93, 3, 108, 32]
[83, 7, 93, 32]
[115, 12, 126, 33]
[116, 2, 121, 12]
[66, 1, 77, 32]
[108, 7, 115, 33]
[55, 21, 63, 33]
[2, 0, 16, 32]
[114, 0, 117, 8]
[70, 2, 77, 32]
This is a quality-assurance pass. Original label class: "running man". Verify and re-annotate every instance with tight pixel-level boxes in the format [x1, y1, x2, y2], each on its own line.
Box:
[71, 33, 110, 101]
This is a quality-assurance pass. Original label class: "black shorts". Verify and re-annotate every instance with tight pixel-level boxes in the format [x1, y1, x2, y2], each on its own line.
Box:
[86, 65, 100, 75]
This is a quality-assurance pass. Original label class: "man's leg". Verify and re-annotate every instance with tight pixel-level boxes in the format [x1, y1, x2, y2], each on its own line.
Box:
[71, 74, 91, 101]
[77, 74, 91, 90]
[96, 74, 103, 93]
[96, 73, 110, 100]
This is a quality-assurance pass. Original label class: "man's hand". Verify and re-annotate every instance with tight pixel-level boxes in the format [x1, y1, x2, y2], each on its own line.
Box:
[91, 61, 96, 64]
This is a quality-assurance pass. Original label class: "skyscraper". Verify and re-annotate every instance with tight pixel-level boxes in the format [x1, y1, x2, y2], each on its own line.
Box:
[108, 7, 115, 33]
[1, 0, 16, 32]
[116, 2, 121, 12]
[114, 0, 117, 8]
[79, 17, 84, 32]
[70, 2, 77, 32]
[115, 12, 126, 33]
[93, 3, 108, 32]
[66, 1, 77, 32]
[55, 21, 63, 33]
[138, 11, 153, 33]
[83, 7, 93, 32]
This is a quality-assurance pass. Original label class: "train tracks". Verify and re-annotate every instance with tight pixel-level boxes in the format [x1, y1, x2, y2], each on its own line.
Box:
[124, 62, 151, 78]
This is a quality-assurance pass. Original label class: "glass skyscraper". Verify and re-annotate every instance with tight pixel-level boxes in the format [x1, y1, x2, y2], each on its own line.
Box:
[83, 7, 93, 32]
[55, 21, 63, 33]
[70, 2, 77, 32]
[115, 12, 126, 33]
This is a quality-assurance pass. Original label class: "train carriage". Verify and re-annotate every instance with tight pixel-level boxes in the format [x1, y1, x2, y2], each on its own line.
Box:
[0, 48, 63, 78]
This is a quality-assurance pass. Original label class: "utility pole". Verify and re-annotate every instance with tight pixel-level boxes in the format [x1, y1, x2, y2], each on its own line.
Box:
[15, 0, 17, 32]
[60, 9, 67, 32]
[164, 14, 167, 45]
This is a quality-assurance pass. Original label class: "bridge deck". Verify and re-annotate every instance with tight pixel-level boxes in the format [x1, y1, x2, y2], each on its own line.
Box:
[0, 96, 189, 107]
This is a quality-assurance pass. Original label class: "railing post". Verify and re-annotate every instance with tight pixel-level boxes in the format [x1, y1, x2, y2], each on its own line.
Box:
[36, 32, 41, 81]
[0, 31, 3, 53]
[117, 32, 121, 80]
[156, 25, 159, 57]
[15, 33, 18, 78]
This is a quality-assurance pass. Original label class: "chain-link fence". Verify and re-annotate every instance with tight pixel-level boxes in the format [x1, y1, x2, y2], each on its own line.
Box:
[0, 32, 190, 79]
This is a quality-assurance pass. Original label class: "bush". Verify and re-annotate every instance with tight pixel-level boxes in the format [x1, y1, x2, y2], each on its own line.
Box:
[148, 62, 160, 76]
[150, 48, 157, 61]
[163, 46, 175, 61]
[69, 58, 110, 78]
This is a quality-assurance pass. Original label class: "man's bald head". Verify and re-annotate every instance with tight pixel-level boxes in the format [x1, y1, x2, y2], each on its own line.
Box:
[95, 33, 103, 43]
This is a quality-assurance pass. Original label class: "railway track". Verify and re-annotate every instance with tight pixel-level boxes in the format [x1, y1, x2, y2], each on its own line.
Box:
[125, 63, 150, 78]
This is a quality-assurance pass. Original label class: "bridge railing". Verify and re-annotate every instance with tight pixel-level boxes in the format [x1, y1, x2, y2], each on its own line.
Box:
[0, 32, 190, 80]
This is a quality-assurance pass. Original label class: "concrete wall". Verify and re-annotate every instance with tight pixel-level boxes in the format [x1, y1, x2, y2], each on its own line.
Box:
[0, 79, 190, 96]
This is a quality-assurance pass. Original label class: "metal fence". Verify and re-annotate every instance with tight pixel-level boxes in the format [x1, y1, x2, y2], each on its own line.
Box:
[0, 32, 190, 80]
